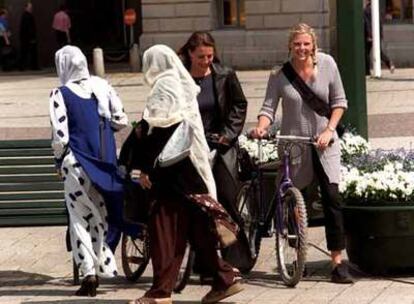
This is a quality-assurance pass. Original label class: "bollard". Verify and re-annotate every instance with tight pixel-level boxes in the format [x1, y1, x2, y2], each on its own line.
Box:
[129, 43, 140, 73]
[93, 47, 105, 78]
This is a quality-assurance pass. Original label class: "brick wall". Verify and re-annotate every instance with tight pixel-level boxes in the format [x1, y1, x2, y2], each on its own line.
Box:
[140, 0, 333, 69]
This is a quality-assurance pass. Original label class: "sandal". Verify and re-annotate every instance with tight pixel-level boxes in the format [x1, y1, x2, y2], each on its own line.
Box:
[201, 281, 243, 303]
[128, 297, 172, 304]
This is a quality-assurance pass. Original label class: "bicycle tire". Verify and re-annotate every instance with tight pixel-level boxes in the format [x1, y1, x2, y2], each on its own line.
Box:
[173, 245, 195, 293]
[236, 181, 260, 266]
[275, 186, 308, 287]
[121, 232, 150, 282]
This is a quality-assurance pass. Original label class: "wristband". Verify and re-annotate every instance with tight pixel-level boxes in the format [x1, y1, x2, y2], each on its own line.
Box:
[327, 125, 335, 132]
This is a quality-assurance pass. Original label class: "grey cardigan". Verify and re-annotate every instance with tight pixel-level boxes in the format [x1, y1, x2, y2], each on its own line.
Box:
[259, 52, 347, 188]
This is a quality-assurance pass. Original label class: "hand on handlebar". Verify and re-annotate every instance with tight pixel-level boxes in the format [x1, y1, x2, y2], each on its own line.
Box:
[250, 127, 268, 139]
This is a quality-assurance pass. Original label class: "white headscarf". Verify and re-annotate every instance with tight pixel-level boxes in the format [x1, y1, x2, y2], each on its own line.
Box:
[55, 45, 112, 119]
[142, 44, 217, 198]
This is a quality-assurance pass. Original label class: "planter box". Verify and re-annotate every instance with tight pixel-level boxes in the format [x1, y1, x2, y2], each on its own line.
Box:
[343, 201, 414, 274]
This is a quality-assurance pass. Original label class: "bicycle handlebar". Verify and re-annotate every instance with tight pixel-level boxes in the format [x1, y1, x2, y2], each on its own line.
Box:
[247, 133, 334, 146]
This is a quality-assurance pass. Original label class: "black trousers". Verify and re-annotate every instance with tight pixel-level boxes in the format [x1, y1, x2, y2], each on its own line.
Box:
[55, 30, 68, 49]
[311, 148, 345, 251]
[365, 40, 392, 75]
[19, 41, 39, 70]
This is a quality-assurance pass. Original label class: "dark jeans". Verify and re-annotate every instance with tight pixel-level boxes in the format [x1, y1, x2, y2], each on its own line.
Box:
[311, 148, 345, 251]
[365, 40, 393, 75]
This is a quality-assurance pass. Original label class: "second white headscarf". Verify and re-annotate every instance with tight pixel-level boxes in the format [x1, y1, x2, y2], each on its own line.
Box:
[142, 44, 217, 198]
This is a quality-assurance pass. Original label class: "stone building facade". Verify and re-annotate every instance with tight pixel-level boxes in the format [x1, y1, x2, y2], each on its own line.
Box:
[140, 0, 332, 69]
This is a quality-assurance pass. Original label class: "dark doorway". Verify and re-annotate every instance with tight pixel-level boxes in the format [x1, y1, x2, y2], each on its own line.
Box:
[67, 0, 142, 51]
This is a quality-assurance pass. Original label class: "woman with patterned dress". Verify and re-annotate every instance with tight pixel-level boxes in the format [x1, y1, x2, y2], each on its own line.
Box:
[49, 45, 128, 296]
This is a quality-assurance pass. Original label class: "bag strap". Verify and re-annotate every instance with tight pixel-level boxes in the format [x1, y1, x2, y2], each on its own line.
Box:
[281, 62, 331, 119]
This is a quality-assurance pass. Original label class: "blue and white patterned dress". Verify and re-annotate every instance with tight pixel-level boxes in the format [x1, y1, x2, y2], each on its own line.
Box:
[49, 81, 127, 278]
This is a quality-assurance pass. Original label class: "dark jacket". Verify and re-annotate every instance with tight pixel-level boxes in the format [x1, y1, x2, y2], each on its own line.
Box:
[211, 62, 247, 143]
[364, 4, 384, 40]
[19, 11, 36, 44]
[209, 63, 247, 218]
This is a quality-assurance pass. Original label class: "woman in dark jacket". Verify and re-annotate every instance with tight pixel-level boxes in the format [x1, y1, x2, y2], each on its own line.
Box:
[177, 31, 252, 273]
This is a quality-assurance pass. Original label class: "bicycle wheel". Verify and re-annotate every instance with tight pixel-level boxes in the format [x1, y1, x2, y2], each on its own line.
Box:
[121, 232, 150, 282]
[174, 245, 195, 293]
[236, 181, 260, 265]
[275, 187, 308, 287]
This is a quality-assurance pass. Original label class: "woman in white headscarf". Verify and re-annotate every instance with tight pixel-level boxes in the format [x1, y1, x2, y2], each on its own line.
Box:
[49, 45, 128, 296]
[127, 44, 243, 304]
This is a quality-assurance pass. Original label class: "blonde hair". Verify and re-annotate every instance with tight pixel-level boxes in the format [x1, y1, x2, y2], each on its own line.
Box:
[288, 23, 318, 65]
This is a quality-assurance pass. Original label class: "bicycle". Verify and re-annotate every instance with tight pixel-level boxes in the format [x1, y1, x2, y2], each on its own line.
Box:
[121, 229, 151, 282]
[237, 134, 325, 287]
[173, 133, 255, 293]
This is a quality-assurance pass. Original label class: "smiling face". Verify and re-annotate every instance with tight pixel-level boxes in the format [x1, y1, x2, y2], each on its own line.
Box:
[189, 45, 214, 74]
[290, 33, 314, 63]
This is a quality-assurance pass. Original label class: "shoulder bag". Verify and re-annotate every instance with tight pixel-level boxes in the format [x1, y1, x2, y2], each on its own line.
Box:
[281, 62, 346, 137]
[157, 119, 194, 167]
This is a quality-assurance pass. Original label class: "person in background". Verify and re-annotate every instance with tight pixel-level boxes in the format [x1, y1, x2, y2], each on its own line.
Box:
[50, 45, 129, 296]
[0, 9, 12, 71]
[0, 9, 10, 46]
[19, 2, 39, 70]
[364, 0, 395, 75]
[252, 23, 354, 284]
[127, 44, 243, 304]
[52, 4, 71, 48]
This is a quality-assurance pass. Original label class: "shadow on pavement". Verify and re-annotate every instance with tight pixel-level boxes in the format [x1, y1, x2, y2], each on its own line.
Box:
[0, 289, 75, 297]
[372, 77, 414, 82]
[244, 260, 347, 286]
[20, 298, 231, 304]
[0, 270, 54, 287]
[20, 300, 129, 304]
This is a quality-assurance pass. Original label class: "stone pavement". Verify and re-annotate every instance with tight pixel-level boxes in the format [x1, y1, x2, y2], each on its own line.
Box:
[1, 68, 414, 303]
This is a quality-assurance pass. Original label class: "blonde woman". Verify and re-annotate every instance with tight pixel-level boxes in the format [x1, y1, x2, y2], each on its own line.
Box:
[252, 23, 353, 284]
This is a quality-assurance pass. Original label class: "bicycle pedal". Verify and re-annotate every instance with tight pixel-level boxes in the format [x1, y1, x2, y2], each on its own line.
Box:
[258, 226, 273, 238]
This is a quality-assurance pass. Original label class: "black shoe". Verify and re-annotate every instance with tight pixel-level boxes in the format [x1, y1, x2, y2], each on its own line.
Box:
[75, 275, 98, 297]
[331, 263, 354, 284]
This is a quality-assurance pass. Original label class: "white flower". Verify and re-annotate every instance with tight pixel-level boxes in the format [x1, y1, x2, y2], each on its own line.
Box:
[239, 134, 278, 163]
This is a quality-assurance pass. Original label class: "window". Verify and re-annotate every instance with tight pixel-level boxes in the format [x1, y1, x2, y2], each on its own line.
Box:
[383, 0, 413, 23]
[218, 0, 245, 28]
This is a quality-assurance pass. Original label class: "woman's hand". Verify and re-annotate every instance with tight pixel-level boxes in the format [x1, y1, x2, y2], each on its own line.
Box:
[218, 135, 230, 146]
[251, 116, 272, 139]
[250, 126, 267, 139]
[316, 128, 334, 150]
[131, 169, 152, 189]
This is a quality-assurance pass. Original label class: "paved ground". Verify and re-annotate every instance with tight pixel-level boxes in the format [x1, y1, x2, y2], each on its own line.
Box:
[1, 67, 414, 303]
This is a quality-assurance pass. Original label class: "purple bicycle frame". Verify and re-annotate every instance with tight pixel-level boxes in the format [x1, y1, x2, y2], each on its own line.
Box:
[275, 148, 294, 233]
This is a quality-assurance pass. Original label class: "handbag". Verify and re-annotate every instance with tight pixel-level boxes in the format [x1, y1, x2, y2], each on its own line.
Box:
[123, 178, 153, 225]
[119, 120, 153, 225]
[282, 62, 346, 137]
[157, 120, 194, 167]
[237, 146, 257, 181]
